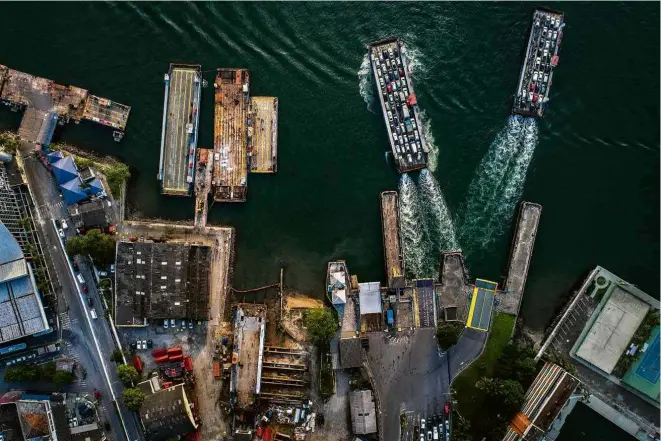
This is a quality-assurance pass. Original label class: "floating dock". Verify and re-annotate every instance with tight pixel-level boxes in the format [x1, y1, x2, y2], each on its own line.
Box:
[250, 96, 278, 173]
[0, 63, 130, 141]
[379, 191, 404, 288]
[501, 202, 542, 316]
[513, 8, 565, 117]
[213, 68, 249, 203]
[158, 63, 202, 197]
[369, 38, 428, 173]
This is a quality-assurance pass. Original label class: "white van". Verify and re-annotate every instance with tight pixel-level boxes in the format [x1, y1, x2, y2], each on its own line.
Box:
[77, 274, 85, 285]
[90, 309, 98, 320]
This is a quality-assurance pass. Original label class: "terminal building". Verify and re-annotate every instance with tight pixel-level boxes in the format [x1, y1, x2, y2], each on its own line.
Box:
[114, 240, 211, 327]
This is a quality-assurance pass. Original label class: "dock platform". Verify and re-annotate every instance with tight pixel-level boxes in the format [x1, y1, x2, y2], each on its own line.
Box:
[0, 63, 131, 140]
[512, 9, 565, 117]
[368, 38, 428, 173]
[379, 191, 404, 288]
[158, 63, 202, 197]
[500, 202, 542, 316]
[213, 69, 249, 202]
[250, 96, 278, 173]
[193, 148, 212, 230]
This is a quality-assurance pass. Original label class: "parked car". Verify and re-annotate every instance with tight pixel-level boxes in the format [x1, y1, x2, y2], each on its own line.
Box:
[421, 419, 426, 431]
[170, 319, 175, 327]
[163, 320, 169, 329]
[82, 283, 88, 293]
[188, 322, 193, 329]
[444, 404, 450, 415]
[147, 339, 153, 349]
[61, 220, 68, 230]
[58, 229, 65, 240]
[87, 297, 93, 307]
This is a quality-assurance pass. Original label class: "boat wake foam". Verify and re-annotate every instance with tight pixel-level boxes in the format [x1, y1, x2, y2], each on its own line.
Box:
[459, 115, 538, 253]
[419, 169, 460, 256]
[358, 53, 376, 113]
[398, 173, 430, 279]
[418, 110, 439, 172]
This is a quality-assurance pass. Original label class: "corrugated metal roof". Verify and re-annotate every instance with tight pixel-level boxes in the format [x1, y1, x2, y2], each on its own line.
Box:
[349, 390, 377, 435]
[0, 223, 24, 266]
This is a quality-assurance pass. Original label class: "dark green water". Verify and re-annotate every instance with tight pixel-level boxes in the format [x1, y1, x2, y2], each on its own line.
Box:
[0, 3, 658, 332]
[556, 402, 636, 441]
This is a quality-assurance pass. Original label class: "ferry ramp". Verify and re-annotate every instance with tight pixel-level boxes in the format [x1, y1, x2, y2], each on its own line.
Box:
[467, 279, 497, 331]
[82, 94, 130, 130]
[250, 96, 278, 173]
[160, 64, 200, 196]
[213, 69, 249, 202]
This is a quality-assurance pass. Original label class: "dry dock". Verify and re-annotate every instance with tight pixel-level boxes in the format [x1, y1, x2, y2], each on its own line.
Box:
[250, 96, 278, 173]
[369, 38, 429, 173]
[513, 8, 565, 117]
[0, 63, 130, 141]
[213, 68, 249, 203]
[380, 191, 404, 288]
[158, 64, 202, 196]
[500, 202, 542, 316]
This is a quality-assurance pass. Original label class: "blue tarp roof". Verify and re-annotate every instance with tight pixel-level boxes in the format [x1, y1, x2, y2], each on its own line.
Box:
[0, 223, 24, 265]
[60, 178, 88, 205]
[46, 150, 64, 163]
[87, 177, 104, 195]
[51, 156, 78, 184]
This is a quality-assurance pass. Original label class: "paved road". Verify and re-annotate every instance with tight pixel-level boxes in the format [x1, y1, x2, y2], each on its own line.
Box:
[20, 147, 142, 441]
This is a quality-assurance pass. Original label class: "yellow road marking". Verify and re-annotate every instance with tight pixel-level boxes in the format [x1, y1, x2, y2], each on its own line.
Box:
[466, 285, 479, 328]
[412, 288, 420, 328]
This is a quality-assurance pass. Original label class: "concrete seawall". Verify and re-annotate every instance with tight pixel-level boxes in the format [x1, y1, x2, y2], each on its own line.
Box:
[500, 202, 542, 318]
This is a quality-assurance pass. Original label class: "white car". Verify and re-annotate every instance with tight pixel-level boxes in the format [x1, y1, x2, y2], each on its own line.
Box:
[543, 26, 548, 35]
[58, 229, 65, 240]
[421, 418, 426, 430]
[544, 74, 549, 82]
[535, 56, 541, 66]
[550, 18, 555, 27]
[164, 320, 169, 329]
[170, 319, 175, 327]
[61, 220, 68, 230]
[411, 120, 417, 130]
[532, 72, 538, 81]
[548, 30, 553, 38]
[387, 111, 393, 122]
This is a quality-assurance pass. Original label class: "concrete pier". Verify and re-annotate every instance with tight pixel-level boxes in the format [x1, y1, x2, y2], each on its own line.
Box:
[379, 191, 404, 288]
[500, 202, 542, 316]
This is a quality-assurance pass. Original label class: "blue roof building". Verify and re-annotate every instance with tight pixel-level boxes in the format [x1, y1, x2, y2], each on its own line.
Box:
[46, 150, 64, 163]
[51, 156, 78, 184]
[60, 178, 88, 205]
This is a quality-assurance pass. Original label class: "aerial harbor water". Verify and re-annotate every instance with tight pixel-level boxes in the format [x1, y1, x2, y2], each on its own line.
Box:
[0, 0, 658, 344]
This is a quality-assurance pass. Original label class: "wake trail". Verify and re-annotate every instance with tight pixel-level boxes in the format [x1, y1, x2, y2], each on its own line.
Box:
[398, 174, 430, 279]
[418, 169, 460, 256]
[459, 115, 538, 252]
[358, 53, 376, 113]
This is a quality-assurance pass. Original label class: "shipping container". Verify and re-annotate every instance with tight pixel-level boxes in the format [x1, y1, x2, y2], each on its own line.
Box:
[213, 360, 221, 378]
[169, 353, 184, 362]
[387, 309, 394, 325]
[154, 355, 169, 364]
[184, 356, 193, 372]
[151, 348, 167, 358]
[133, 355, 143, 373]
[167, 346, 182, 355]
[162, 381, 173, 388]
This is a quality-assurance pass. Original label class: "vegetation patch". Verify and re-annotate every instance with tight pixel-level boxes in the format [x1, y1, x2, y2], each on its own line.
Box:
[0, 131, 19, 154]
[66, 229, 116, 265]
[122, 387, 145, 411]
[303, 307, 337, 346]
[452, 312, 539, 440]
[4, 362, 74, 383]
[116, 363, 139, 386]
[613, 310, 660, 377]
[437, 321, 464, 351]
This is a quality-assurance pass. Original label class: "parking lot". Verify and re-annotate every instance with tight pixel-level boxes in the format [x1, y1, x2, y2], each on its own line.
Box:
[415, 279, 437, 328]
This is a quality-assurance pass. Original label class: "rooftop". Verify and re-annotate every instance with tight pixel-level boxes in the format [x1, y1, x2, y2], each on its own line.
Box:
[349, 390, 377, 435]
[68, 199, 110, 229]
[140, 384, 197, 441]
[339, 337, 363, 369]
[115, 240, 211, 326]
[0, 223, 48, 343]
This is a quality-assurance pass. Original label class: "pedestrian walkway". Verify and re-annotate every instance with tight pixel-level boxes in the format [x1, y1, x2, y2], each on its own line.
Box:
[467, 279, 497, 331]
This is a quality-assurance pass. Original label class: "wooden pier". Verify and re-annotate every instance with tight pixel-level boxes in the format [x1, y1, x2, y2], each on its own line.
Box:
[193, 148, 212, 230]
[249, 96, 278, 173]
[501, 202, 542, 316]
[213, 68, 249, 203]
[0, 63, 130, 141]
[380, 191, 404, 288]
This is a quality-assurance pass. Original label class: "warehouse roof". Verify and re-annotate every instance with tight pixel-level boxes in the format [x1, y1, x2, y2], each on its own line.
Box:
[140, 384, 197, 441]
[339, 337, 363, 369]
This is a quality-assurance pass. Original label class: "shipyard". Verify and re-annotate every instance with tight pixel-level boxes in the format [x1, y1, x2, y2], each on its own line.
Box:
[512, 8, 565, 117]
[158, 64, 202, 197]
[213, 68, 250, 203]
[369, 38, 429, 173]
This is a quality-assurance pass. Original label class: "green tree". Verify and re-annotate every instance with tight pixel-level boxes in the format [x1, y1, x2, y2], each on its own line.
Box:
[54, 371, 75, 385]
[66, 229, 116, 265]
[436, 322, 462, 351]
[116, 364, 139, 386]
[110, 348, 125, 363]
[105, 162, 131, 198]
[39, 362, 57, 381]
[122, 388, 145, 411]
[303, 307, 337, 346]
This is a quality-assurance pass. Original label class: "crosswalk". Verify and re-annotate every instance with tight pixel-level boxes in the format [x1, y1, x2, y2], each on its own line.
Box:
[59, 312, 79, 331]
[62, 339, 88, 388]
